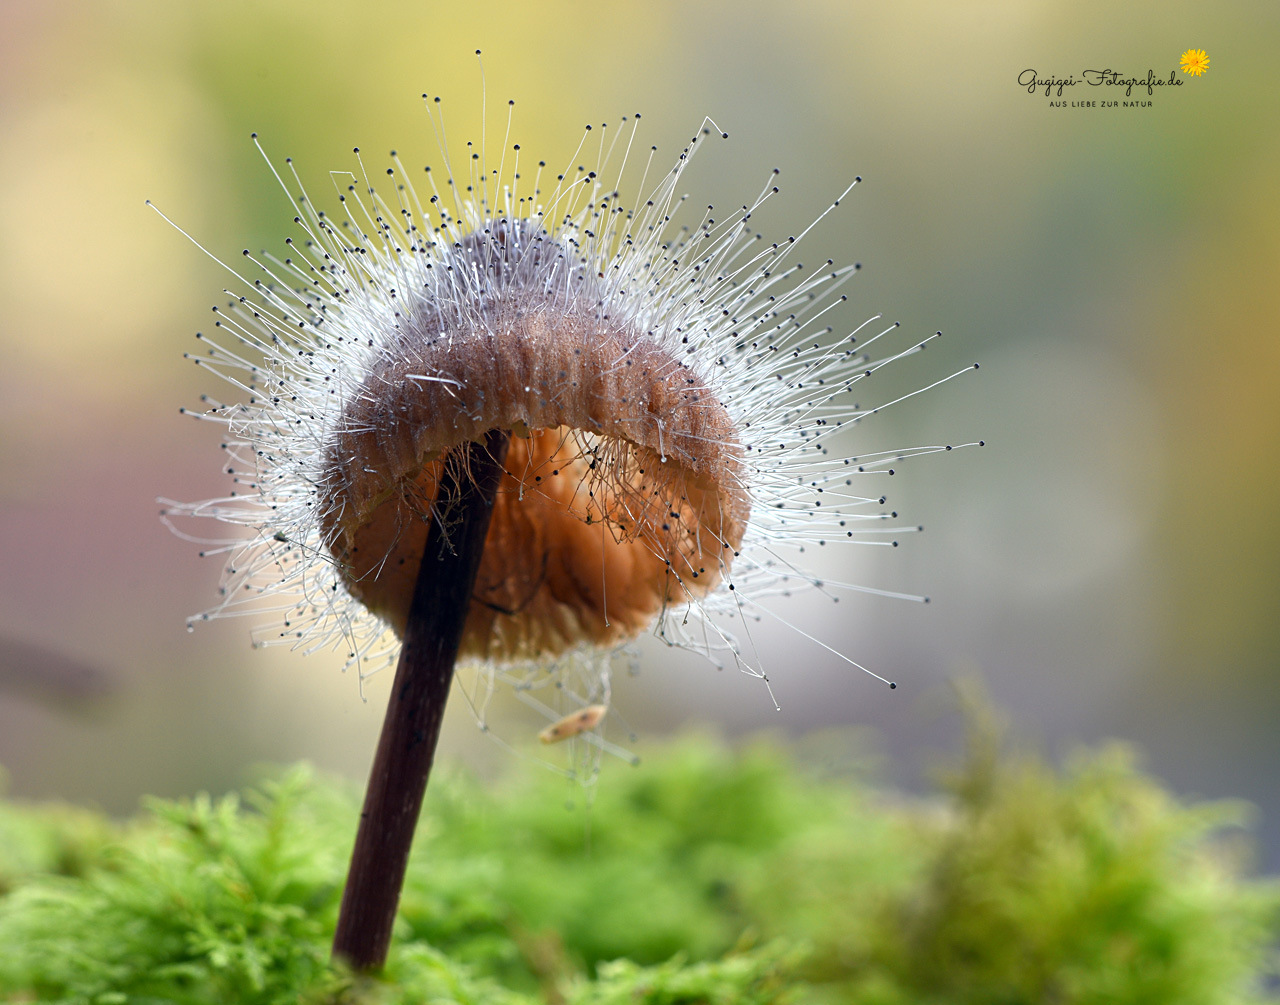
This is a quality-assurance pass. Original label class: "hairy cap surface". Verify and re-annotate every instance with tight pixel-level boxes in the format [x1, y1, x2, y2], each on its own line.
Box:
[320, 266, 749, 662]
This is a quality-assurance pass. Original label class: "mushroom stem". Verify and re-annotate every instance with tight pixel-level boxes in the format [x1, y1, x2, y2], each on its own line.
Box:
[332, 428, 511, 972]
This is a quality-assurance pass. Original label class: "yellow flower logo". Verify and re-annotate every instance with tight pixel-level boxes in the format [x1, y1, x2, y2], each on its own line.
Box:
[1180, 49, 1210, 76]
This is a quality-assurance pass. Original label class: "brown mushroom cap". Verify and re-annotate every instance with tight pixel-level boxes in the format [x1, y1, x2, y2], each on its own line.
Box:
[319, 245, 749, 663]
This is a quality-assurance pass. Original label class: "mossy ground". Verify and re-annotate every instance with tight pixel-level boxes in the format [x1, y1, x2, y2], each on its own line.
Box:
[1, 711, 1277, 1004]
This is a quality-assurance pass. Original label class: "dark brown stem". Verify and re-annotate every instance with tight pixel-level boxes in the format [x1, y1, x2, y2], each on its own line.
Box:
[332, 428, 510, 972]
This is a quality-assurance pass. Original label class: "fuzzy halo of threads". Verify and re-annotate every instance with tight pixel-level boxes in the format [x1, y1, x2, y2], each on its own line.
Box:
[159, 93, 980, 741]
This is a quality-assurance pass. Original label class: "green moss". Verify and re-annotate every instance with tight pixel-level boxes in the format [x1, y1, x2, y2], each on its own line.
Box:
[1, 721, 1276, 1004]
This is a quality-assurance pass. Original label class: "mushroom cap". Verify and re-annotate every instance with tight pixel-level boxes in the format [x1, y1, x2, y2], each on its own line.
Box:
[319, 226, 749, 663]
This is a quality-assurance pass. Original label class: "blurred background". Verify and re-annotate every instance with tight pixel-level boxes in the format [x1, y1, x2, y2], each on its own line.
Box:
[2, 1, 1278, 866]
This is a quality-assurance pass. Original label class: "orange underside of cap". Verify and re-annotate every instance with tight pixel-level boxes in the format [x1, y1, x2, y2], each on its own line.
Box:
[328, 426, 740, 661]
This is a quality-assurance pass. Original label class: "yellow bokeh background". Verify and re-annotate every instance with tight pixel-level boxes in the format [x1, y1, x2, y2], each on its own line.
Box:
[2, 1, 1277, 864]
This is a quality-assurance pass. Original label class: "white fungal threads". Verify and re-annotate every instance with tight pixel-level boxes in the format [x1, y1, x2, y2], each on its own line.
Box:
[159, 87, 980, 760]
